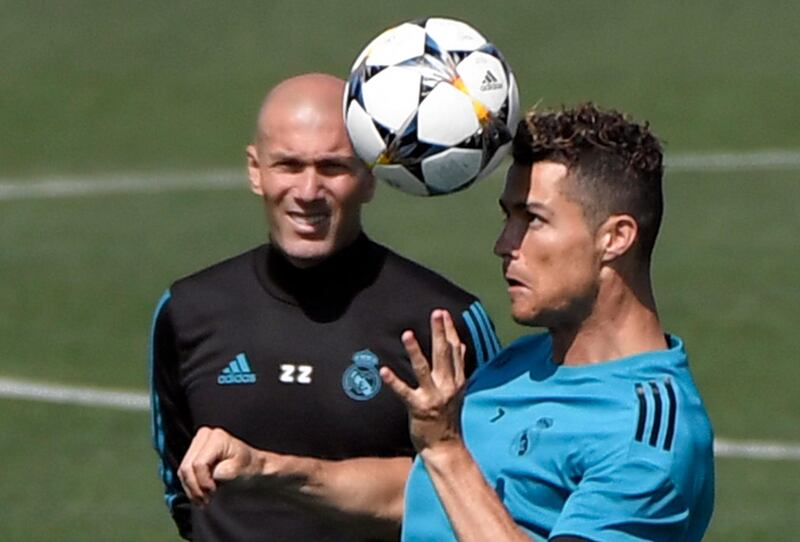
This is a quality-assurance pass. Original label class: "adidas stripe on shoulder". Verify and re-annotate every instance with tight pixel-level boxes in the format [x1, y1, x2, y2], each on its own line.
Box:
[462, 301, 502, 366]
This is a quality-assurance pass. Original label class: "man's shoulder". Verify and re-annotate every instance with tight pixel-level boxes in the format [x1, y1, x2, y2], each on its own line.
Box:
[165, 246, 265, 321]
[375, 242, 477, 304]
[171, 246, 262, 294]
[505, 333, 550, 353]
[466, 333, 550, 388]
[490, 333, 551, 365]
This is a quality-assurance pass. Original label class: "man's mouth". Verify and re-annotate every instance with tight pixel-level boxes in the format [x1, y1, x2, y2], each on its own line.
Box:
[505, 276, 524, 288]
[287, 211, 330, 228]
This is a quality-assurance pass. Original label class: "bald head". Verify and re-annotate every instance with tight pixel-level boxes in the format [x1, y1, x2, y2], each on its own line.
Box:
[245, 73, 374, 268]
[255, 73, 346, 147]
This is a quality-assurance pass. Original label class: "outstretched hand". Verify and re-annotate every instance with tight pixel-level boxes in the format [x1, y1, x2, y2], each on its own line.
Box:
[380, 309, 467, 454]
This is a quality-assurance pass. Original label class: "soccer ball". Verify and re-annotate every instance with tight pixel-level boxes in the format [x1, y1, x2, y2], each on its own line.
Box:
[344, 17, 520, 196]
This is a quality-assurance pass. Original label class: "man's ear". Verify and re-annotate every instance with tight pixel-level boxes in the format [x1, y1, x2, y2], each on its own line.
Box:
[597, 214, 638, 263]
[361, 170, 377, 203]
[246, 145, 263, 196]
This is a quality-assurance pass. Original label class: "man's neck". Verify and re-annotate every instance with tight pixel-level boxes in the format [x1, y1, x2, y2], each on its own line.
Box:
[550, 274, 667, 366]
[273, 230, 366, 270]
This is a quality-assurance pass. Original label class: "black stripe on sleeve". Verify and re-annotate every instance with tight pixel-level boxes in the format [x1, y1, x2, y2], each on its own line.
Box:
[663, 379, 678, 451]
[649, 381, 662, 447]
[635, 383, 647, 442]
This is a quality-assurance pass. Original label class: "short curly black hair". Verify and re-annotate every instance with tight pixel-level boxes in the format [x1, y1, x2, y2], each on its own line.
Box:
[512, 103, 664, 263]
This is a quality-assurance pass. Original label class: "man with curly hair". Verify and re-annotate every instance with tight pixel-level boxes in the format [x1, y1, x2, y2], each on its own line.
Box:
[383, 103, 715, 542]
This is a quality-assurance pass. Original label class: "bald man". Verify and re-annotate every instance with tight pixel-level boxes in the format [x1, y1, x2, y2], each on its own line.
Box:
[149, 73, 500, 541]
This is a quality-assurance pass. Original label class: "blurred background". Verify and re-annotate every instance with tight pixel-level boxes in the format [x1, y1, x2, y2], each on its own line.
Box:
[1, 1, 798, 539]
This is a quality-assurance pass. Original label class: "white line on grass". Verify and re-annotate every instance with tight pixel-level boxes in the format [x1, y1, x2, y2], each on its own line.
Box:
[1, 149, 800, 201]
[0, 169, 243, 201]
[667, 149, 800, 171]
[714, 438, 800, 461]
[1, 376, 799, 461]
[0, 377, 148, 411]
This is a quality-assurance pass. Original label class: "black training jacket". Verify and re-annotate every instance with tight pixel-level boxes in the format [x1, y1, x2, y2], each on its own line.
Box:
[149, 234, 501, 541]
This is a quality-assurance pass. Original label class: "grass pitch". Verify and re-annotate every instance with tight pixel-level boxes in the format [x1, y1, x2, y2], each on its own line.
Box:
[1, 1, 799, 540]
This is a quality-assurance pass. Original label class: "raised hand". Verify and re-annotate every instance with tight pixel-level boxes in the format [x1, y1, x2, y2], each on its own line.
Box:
[380, 309, 467, 454]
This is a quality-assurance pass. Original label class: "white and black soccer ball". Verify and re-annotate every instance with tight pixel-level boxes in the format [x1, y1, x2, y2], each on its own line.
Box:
[344, 17, 520, 196]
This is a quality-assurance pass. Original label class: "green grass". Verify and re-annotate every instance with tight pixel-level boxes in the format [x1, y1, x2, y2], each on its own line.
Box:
[655, 169, 800, 441]
[2, 1, 799, 539]
[11, 166, 793, 419]
[2, 402, 797, 541]
[0, 400, 174, 541]
[2, 167, 799, 540]
[3, 1, 800, 177]
[710, 458, 800, 540]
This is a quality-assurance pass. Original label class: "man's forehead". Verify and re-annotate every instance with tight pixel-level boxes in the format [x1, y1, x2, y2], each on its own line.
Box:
[264, 148, 355, 164]
[503, 161, 569, 204]
[260, 120, 353, 157]
[257, 91, 347, 149]
[260, 101, 327, 131]
[260, 110, 345, 140]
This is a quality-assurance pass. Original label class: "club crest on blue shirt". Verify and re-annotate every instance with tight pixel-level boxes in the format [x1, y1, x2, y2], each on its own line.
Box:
[510, 429, 532, 456]
[510, 418, 554, 456]
[342, 349, 382, 401]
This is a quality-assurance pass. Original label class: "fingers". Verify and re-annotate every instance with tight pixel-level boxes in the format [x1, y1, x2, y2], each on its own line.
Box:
[441, 311, 466, 387]
[430, 310, 454, 385]
[401, 329, 433, 390]
[212, 458, 240, 482]
[455, 343, 467, 386]
[380, 365, 415, 405]
[179, 426, 250, 505]
[441, 310, 461, 348]
[178, 427, 218, 505]
[386, 310, 468, 455]
[397, 309, 467, 392]
[179, 427, 270, 506]
[212, 442, 263, 481]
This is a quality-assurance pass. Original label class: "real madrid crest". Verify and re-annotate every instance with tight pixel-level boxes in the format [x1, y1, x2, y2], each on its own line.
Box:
[342, 349, 382, 401]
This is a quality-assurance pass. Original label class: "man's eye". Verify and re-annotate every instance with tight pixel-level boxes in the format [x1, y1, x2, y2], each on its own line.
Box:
[527, 213, 544, 226]
[273, 160, 304, 172]
[318, 162, 350, 176]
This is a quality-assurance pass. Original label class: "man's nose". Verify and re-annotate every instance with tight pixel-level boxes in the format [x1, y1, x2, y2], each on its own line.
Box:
[493, 223, 511, 258]
[494, 221, 523, 260]
[296, 168, 323, 201]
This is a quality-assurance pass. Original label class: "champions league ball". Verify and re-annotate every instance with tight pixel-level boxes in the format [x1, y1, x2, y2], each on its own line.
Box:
[344, 17, 520, 196]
